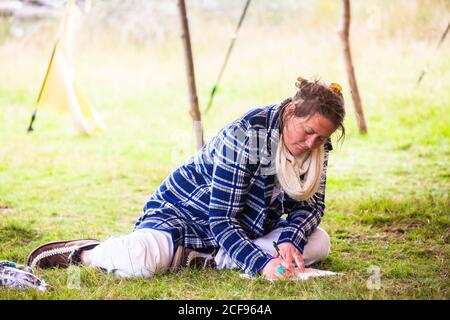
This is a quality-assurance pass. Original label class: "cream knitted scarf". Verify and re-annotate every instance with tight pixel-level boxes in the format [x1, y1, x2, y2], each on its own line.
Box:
[275, 135, 324, 202]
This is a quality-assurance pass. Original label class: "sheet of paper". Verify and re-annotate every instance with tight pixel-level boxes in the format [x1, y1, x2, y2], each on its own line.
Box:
[240, 267, 343, 281]
[292, 267, 341, 280]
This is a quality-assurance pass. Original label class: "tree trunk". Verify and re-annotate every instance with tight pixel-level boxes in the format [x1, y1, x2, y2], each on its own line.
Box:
[339, 0, 368, 134]
[177, 0, 204, 150]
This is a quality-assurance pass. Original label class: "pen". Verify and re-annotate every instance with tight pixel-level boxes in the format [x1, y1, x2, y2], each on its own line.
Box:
[272, 241, 287, 275]
[273, 241, 299, 269]
[272, 241, 284, 259]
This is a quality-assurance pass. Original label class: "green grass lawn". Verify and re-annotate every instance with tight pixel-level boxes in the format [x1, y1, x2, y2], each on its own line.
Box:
[0, 5, 449, 298]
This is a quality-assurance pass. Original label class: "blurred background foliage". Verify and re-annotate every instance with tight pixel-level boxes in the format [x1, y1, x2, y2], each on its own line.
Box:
[1, 0, 449, 46]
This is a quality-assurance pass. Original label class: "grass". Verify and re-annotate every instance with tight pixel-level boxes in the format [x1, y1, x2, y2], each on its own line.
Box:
[0, 0, 449, 299]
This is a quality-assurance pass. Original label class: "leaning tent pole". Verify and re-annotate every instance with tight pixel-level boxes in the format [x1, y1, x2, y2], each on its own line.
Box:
[177, 0, 204, 151]
[27, 39, 59, 133]
[417, 20, 450, 86]
[26, 109, 37, 133]
[339, 0, 368, 134]
[26, 0, 72, 134]
[204, 0, 252, 115]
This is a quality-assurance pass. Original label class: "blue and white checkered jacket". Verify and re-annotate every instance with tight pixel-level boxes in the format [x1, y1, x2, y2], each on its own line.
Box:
[135, 104, 332, 275]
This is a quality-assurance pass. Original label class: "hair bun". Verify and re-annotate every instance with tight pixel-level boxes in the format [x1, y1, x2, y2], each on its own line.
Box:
[295, 77, 308, 90]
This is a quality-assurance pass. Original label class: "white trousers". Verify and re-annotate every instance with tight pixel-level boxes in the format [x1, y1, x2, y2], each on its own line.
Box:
[87, 227, 330, 278]
[88, 229, 174, 278]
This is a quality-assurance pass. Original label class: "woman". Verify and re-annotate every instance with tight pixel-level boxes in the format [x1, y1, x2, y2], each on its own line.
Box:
[27, 77, 345, 280]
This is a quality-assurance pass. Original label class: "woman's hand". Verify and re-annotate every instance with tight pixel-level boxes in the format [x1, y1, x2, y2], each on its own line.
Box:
[261, 258, 294, 280]
[274, 242, 305, 273]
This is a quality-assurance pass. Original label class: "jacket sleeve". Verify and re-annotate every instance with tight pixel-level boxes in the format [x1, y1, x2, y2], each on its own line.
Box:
[276, 149, 330, 254]
[208, 123, 273, 276]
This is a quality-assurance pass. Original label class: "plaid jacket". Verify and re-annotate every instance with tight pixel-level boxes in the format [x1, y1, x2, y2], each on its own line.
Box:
[134, 104, 332, 275]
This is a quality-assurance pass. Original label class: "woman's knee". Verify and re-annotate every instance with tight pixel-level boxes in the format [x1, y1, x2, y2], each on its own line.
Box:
[303, 227, 331, 266]
[315, 227, 331, 258]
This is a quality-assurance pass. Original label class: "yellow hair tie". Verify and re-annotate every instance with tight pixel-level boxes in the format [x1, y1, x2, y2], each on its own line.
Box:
[330, 82, 342, 93]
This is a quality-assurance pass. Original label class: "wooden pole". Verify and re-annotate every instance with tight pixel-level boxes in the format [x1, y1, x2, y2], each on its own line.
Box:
[177, 0, 204, 150]
[339, 0, 368, 134]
